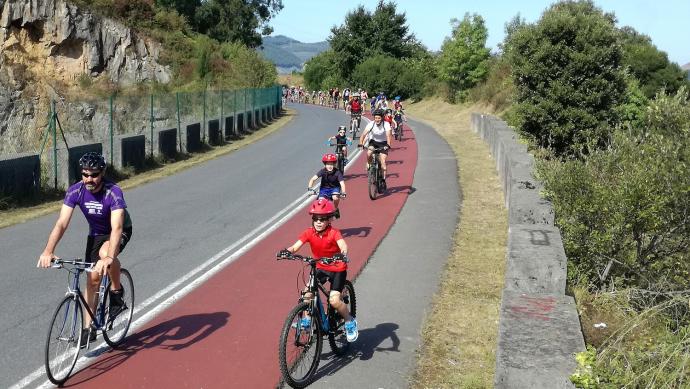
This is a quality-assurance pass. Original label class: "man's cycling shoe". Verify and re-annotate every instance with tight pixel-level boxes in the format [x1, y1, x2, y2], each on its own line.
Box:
[292, 317, 312, 330]
[108, 287, 126, 322]
[345, 318, 359, 342]
[80, 327, 97, 348]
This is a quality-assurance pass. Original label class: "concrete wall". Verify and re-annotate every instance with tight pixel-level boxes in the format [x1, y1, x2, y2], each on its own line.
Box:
[237, 113, 245, 133]
[65, 143, 103, 188]
[0, 153, 40, 196]
[113, 134, 146, 171]
[471, 113, 585, 389]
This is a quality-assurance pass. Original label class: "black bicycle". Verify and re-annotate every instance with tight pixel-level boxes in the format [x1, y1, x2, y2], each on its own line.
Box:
[362, 145, 387, 200]
[327, 140, 352, 173]
[44, 258, 134, 385]
[394, 116, 404, 141]
[276, 253, 356, 388]
[349, 112, 362, 140]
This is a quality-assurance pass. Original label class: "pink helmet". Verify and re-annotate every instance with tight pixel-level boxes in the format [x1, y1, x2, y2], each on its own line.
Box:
[309, 199, 336, 216]
[322, 153, 337, 164]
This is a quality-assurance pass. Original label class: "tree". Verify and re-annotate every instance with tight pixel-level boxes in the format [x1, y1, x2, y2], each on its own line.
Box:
[504, 0, 626, 156]
[619, 26, 690, 99]
[437, 13, 491, 102]
[328, 0, 421, 81]
[303, 50, 341, 90]
[157, 0, 283, 47]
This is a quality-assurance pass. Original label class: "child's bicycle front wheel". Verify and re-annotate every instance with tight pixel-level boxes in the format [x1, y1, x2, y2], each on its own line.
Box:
[278, 302, 323, 388]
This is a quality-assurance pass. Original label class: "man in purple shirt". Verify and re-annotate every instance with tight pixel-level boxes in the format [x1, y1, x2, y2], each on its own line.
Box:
[38, 152, 132, 345]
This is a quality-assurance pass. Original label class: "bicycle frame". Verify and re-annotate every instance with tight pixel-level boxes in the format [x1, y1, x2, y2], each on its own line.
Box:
[304, 272, 332, 334]
[63, 265, 110, 331]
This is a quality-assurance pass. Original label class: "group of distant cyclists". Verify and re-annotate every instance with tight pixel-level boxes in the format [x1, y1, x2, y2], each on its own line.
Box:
[35, 87, 408, 383]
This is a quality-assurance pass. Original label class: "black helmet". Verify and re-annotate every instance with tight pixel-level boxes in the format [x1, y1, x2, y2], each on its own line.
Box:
[373, 109, 384, 117]
[337, 125, 347, 131]
[78, 152, 106, 170]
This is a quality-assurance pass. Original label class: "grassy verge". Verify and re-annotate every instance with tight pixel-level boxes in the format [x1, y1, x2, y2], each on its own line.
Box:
[0, 109, 294, 230]
[405, 98, 507, 388]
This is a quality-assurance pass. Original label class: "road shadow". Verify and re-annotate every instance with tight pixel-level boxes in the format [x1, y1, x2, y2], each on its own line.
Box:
[64, 311, 230, 386]
[340, 226, 372, 238]
[345, 173, 368, 179]
[381, 185, 416, 197]
[311, 322, 400, 382]
[386, 160, 403, 165]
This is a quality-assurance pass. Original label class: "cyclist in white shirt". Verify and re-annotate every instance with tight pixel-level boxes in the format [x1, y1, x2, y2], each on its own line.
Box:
[358, 109, 392, 183]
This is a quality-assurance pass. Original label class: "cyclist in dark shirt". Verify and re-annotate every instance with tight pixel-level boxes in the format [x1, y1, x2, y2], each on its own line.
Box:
[328, 125, 349, 163]
[307, 154, 346, 218]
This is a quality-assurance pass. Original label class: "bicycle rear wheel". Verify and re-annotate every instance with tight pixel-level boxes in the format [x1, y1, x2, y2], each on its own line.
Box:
[45, 296, 83, 385]
[103, 268, 134, 348]
[328, 280, 357, 356]
[368, 163, 378, 200]
[278, 302, 322, 388]
[338, 153, 345, 172]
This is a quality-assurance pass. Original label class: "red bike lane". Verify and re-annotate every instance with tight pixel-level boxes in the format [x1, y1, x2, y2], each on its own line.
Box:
[64, 123, 418, 388]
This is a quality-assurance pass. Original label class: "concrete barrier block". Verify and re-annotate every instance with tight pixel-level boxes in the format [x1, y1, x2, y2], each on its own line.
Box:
[505, 159, 540, 208]
[247, 111, 254, 130]
[237, 113, 245, 133]
[509, 185, 554, 225]
[495, 291, 584, 389]
[224, 116, 235, 139]
[183, 123, 202, 152]
[113, 134, 145, 171]
[155, 128, 177, 159]
[505, 224, 568, 294]
[0, 152, 40, 196]
[208, 119, 222, 145]
[56, 143, 103, 188]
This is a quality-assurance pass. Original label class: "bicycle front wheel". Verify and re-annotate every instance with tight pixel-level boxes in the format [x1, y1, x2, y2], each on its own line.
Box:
[278, 302, 323, 388]
[103, 268, 134, 348]
[45, 296, 83, 385]
[368, 164, 378, 200]
[328, 280, 357, 356]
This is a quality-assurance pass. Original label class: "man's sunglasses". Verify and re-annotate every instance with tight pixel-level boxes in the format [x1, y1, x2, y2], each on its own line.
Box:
[81, 171, 102, 178]
[312, 216, 330, 222]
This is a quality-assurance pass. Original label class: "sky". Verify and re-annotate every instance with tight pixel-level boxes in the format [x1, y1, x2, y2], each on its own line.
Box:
[268, 0, 690, 67]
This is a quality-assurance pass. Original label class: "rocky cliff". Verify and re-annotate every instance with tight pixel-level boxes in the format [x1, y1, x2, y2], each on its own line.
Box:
[0, 0, 171, 155]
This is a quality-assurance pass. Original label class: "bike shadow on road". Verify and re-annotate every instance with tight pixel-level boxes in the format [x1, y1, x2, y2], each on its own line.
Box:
[381, 185, 416, 197]
[340, 226, 372, 238]
[311, 322, 401, 382]
[63, 311, 230, 386]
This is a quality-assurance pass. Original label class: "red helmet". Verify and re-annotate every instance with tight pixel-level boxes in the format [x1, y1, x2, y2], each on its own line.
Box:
[322, 153, 337, 164]
[309, 199, 336, 216]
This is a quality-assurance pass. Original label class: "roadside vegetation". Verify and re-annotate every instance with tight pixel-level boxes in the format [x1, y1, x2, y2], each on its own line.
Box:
[307, 0, 689, 387]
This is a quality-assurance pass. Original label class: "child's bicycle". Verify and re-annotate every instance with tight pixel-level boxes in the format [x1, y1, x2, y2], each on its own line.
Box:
[276, 252, 356, 388]
[44, 258, 134, 385]
[326, 139, 352, 173]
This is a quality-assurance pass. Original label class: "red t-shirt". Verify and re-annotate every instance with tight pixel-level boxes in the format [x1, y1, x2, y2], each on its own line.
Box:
[351, 100, 362, 113]
[298, 226, 346, 272]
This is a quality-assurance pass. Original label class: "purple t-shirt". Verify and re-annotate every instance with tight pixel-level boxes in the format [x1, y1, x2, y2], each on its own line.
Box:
[64, 181, 129, 236]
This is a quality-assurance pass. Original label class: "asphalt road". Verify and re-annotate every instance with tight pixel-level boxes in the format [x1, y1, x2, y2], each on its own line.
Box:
[0, 104, 352, 389]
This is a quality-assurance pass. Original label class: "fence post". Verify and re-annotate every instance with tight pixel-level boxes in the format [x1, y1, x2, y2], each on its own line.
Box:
[51, 100, 57, 190]
[176, 92, 181, 152]
[109, 94, 114, 165]
[220, 90, 224, 137]
[203, 88, 207, 143]
[150, 94, 154, 159]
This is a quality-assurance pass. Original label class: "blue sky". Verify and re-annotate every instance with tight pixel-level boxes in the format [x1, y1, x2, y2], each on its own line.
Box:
[269, 0, 689, 66]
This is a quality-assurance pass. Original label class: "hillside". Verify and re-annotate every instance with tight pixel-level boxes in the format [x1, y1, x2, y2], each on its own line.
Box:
[258, 35, 329, 74]
[684, 62, 690, 79]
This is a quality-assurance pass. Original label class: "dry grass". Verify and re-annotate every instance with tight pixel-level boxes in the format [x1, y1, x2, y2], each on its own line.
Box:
[277, 73, 305, 87]
[406, 97, 507, 388]
[0, 109, 294, 230]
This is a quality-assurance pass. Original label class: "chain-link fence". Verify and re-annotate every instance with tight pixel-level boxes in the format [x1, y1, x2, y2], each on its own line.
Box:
[0, 86, 282, 199]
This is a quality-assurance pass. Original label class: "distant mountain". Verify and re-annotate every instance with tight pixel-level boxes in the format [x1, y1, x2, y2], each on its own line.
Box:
[683, 62, 690, 79]
[258, 35, 329, 74]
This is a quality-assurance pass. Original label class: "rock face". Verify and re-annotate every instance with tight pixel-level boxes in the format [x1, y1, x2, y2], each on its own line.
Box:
[0, 0, 172, 155]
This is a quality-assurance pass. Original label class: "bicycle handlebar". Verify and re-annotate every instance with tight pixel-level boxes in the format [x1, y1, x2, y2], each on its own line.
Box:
[276, 252, 349, 264]
[51, 258, 96, 271]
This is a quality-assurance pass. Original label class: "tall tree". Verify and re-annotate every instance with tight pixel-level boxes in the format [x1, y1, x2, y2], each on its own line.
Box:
[328, 0, 421, 81]
[157, 0, 283, 47]
[505, 0, 626, 156]
[437, 13, 490, 101]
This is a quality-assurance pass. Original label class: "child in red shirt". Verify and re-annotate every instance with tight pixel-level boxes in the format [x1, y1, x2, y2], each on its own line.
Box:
[279, 199, 358, 342]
